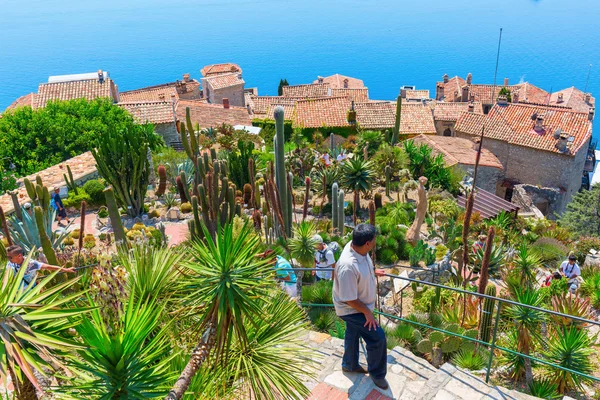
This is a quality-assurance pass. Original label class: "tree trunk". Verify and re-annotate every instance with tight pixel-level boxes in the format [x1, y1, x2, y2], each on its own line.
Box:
[296, 270, 304, 302]
[353, 191, 359, 225]
[8, 363, 38, 400]
[166, 324, 215, 400]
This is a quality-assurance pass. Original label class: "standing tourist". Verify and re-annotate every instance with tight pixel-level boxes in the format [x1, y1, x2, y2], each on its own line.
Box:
[332, 224, 388, 390]
[52, 187, 70, 226]
[560, 254, 581, 294]
[313, 234, 335, 281]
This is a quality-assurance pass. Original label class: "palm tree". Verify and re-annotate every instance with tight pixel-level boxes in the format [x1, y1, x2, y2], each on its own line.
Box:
[0, 255, 90, 400]
[58, 298, 175, 399]
[504, 287, 546, 386]
[288, 221, 318, 300]
[342, 158, 375, 224]
[166, 222, 280, 399]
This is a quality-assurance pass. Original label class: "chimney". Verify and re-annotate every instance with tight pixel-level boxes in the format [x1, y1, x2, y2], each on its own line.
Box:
[513, 92, 519, 103]
[317, 76, 324, 84]
[461, 86, 469, 102]
[466, 73, 472, 85]
[469, 93, 475, 102]
[436, 83, 444, 100]
[503, 77, 509, 86]
[170, 94, 177, 124]
[497, 95, 508, 106]
[98, 70, 104, 83]
[223, 98, 230, 109]
[555, 132, 570, 153]
[589, 107, 595, 121]
[585, 93, 592, 103]
[183, 73, 190, 82]
[557, 93, 564, 103]
[468, 102, 475, 112]
[343, 78, 349, 89]
[534, 114, 545, 133]
[443, 74, 449, 84]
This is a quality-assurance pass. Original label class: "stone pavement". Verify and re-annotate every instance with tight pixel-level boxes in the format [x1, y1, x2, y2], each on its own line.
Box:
[300, 331, 551, 400]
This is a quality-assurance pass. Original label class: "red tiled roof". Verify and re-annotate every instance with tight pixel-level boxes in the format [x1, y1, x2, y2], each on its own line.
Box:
[246, 95, 301, 118]
[404, 89, 430, 101]
[200, 63, 242, 77]
[467, 84, 515, 105]
[118, 101, 175, 124]
[433, 102, 483, 121]
[313, 74, 365, 89]
[331, 88, 369, 102]
[282, 83, 330, 98]
[5, 93, 36, 111]
[438, 76, 466, 101]
[548, 87, 595, 113]
[176, 99, 251, 129]
[455, 103, 592, 155]
[34, 78, 117, 108]
[293, 97, 352, 128]
[411, 134, 503, 169]
[514, 82, 550, 104]
[265, 102, 296, 120]
[204, 73, 244, 90]
[119, 85, 178, 103]
[355, 102, 436, 135]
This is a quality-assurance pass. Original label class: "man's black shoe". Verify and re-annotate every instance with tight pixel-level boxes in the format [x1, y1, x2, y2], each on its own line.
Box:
[342, 366, 368, 374]
[371, 377, 389, 390]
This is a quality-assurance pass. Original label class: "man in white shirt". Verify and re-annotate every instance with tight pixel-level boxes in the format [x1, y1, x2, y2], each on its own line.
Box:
[332, 224, 388, 390]
[560, 254, 581, 294]
[313, 234, 335, 281]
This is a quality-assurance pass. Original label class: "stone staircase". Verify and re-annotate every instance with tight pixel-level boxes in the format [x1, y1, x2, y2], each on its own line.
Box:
[300, 331, 547, 400]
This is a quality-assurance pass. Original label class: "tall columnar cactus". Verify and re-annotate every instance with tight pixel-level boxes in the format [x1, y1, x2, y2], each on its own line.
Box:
[24, 176, 50, 210]
[176, 173, 189, 204]
[287, 172, 294, 225]
[180, 107, 200, 165]
[248, 158, 256, 208]
[63, 165, 78, 195]
[254, 181, 261, 211]
[0, 206, 13, 246]
[155, 165, 167, 197]
[332, 182, 339, 231]
[337, 189, 345, 235]
[78, 201, 86, 252]
[104, 187, 126, 245]
[479, 284, 497, 343]
[369, 200, 376, 261]
[392, 95, 402, 145]
[374, 193, 383, 209]
[385, 165, 392, 196]
[273, 106, 291, 237]
[303, 177, 311, 222]
[252, 209, 262, 231]
[478, 227, 496, 295]
[243, 184, 252, 206]
[330, 133, 335, 150]
[8, 191, 22, 221]
[34, 206, 58, 265]
[24, 178, 37, 203]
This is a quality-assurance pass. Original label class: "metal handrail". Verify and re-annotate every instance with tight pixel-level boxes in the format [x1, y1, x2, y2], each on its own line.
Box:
[294, 267, 600, 385]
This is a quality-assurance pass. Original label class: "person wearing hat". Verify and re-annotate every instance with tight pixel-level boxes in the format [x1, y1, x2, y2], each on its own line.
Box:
[472, 234, 487, 254]
[560, 254, 581, 294]
[313, 234, 335, 281]
[258, 250, 298, 298]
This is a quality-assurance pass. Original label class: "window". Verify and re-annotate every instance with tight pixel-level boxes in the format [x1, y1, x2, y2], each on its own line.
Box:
[443, 128, 452, 137]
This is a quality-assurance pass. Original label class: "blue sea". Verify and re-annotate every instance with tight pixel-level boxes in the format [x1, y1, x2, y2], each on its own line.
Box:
[1, 0, 598, 136]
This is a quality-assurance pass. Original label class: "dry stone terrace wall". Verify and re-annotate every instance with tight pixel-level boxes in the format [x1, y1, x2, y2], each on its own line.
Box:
[0, 151, 98, 215]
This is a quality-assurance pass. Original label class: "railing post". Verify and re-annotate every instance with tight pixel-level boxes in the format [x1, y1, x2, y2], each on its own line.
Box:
[485, 301, 502, 383]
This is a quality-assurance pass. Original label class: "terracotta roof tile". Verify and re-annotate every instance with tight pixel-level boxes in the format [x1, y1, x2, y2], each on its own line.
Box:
[5, 93, 36, 111]
[176, 99, 251, 129]
[247, 95, 302, 118]
[119, 85, 178, 103]
[437, 76, 466, 101]
[433, 102, 483, 122]
[265, 102, 296, 120]
[118, 101, 175, 124]
[313, 74, 365, 89]
[548, 87, 595, 113]
[355, 102, 436, 135]
[331, 88, 369, 102]
[282, 83, 330, 98]
[411, 134, 503, 169]
[204, 73, 244, 90]
[293, 97, 352, 128]
[455, 103, 592, 155]
[201, 63, 242, 77]
[34, 78, 117, 108]
[514, 82, 550, 104]
[404, 89, 430, 101]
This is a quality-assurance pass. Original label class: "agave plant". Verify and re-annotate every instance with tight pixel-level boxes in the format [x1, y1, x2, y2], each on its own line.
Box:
[550, 295, 592, 328]
[341, 158, 375, 224]
[167, 222, 280, 399]
[528, 379, 560, 399]
[164, 160, 195, 188]
[472, 244, 505, 275]
[312, 166, 339, 204]
[58, 298, 175, 399]
[452, 348, 488, 371]
[8, 207, 71, 252]
[288, 221, 318, 300]
[0, 254, 90, 399]
[542, 326, 594, 393]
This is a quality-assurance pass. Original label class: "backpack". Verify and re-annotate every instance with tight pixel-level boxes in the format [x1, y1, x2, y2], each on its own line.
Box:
[50, 197, 58, 211]
[327, 241, 340, 254]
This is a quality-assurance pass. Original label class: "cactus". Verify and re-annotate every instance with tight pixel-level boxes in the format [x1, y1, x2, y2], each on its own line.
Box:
[34, 206, 58, 265]
[78, 201, 86, 251]
[337, 189, 345, 235]
[303, 177, 311, 222]
[155, 165, 167, 197]
[243, 184, 252, 206]
[180, 107, 200, 165]
[479, 284, 497, 343]
[374, 193, 383, 209]
[248, 158, 256, 208]
[254, 181, 261, 211]
[430, 287, 442, 312]
[332, 182, 339, 232]
[104, 187, 127, 245]
[369, 200, 376, 261]
[478, 227, 496, 295]
[0, 206, 13, 246]
[24, 178, 36, 201]
[8, 191, 22, 221]
[274, 106, 291, 236]
[363, 143, 369, 160]
[415, 322, 477, 367]
[63, 165, 79, 195]
[385, 165, 392, 196]
[252, 210, 262, 231]
[329, 133, 335, 150]
[176, 173, 189, 204]
[392, 95, 402, 145]
[287, 172, 294, 225]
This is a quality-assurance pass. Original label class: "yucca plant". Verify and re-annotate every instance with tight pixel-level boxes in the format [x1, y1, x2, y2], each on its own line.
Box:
[499, 329, 529, 381]
[288, 221, 318, 301]
[167, 222, 278, 399]
[57, 298, 175, 399]
[507, 245, 541, 291]
[342, 158, 375, 224]
[0, 254, 90, 399]
[542, 326, 594, 394]
[452, 348, 488, 371]
[528, 379, 560, 399]
[308, 308, 337, 332]
[302, 279, 333, 305]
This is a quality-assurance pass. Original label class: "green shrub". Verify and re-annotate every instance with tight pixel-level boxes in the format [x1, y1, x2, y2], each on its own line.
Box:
[413, 287, 455, 313]
[573, 236, 600, 264]
[409, 240, 435, 267]
[308, 308, 337, 332]
[302, 280, 333, 304]
[376, 223, 409, 265]
[82, 179, 106, 206]
[63, 191, 92, 209]
[97, 207, 109, 218]
[529, 237, 569, 268]
[328, 320, 346, 339]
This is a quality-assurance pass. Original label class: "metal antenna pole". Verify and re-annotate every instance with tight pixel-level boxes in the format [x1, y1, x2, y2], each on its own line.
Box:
[584, 64, 592, 93]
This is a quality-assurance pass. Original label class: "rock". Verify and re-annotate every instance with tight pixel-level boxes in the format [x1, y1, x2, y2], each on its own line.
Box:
[167, 207, 181, 221]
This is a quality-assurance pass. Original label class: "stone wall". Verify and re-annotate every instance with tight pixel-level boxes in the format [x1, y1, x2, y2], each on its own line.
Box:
[455, 132, 588, 213]
[154, 122, 179, 146]
[457, 164, 502, 193]
[512, 184, 561, 218]
[210, 84, 245, 108]
[434, 120, 456, 136]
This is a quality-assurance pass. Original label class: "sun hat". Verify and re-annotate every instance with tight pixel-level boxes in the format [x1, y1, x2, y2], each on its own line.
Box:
[312, 234, 324, 244]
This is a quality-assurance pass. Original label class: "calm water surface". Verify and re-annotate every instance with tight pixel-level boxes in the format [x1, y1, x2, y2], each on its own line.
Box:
[1, 0, 598, 135]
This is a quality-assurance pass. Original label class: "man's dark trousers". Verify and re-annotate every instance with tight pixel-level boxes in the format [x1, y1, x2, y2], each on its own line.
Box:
[340, 313, 387, 379]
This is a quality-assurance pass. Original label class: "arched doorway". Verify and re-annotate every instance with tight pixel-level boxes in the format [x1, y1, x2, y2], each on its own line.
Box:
[443, 128, 452, 137]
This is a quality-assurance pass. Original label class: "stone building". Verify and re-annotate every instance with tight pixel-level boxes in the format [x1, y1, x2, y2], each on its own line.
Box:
[201, 73, 245, 107]
[176, 99, 251, 129]
[119, 73, 201, 102]
[431, 101, 483, 136]
[455, 102, 594, 215]
[354, 102, 436, 137]
[313, 74, 365, 89]
[118, 101, 178, 145]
